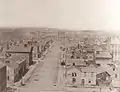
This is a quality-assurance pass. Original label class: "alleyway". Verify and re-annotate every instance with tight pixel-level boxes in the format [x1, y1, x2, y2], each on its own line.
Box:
[18, 43, 62, 92]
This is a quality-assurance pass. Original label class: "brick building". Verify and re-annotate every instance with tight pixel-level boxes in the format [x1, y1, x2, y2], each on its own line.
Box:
[0, 62, 7, 92]
[6, 46, 33, 68]
[5, 54, 27, 84]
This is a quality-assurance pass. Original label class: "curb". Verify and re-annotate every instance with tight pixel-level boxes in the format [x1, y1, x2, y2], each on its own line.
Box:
[15, 61, 39, 87]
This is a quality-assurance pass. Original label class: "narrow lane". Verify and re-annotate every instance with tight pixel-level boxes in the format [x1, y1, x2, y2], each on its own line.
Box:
[19, 44, 61, 92]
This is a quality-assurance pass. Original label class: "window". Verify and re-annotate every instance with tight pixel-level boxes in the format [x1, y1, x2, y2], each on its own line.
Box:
[81, 79, 84, 84]
[84, 72, 86, 77]
[89, 80, 91, 83]
[115, 74, 117, 78]
[7, 76, 9, 80]
[5, 60, 10, 63]
[72, 78, 76, 83]
[91, 72, 94, 77]
[72, 63, 75, 66]
[72, 72, 77, 77]
[71, 55, 74, 59]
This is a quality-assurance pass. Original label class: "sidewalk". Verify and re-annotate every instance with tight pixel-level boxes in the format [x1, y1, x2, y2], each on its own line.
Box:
[56, 65, 66, 88]
[15, 59, 41, 87]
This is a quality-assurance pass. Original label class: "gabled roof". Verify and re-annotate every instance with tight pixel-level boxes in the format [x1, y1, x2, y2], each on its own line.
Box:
[96, 59, 112, 64]
[66, 65, 106, 74]
[66, 59, 86, 66]
[81, 67, 105, 74]
[66, 65, 113, 76]
[95, 51, 112, 59]
[6, 46, 33, 53]
[102, 65, 114, 76]
[66, 66, 81, 72]
[94, 46, 103, 51]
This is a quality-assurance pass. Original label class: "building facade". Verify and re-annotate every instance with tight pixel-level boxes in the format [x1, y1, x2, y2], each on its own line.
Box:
[6, 46, 33, 68]
[5, 54, 27, 84]
[110, 36, 120, 61]
[65, 66, 112, 87]
[0, 63, 7, 92]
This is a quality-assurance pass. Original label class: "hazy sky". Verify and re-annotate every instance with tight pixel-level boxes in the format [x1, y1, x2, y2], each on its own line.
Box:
[0, 0, 120, 32]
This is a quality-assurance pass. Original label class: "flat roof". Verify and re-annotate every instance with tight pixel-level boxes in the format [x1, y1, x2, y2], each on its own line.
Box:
[5, 54, 27, 69]
[96, 51, 112, 59]
[66, 59, 86, 65]
[81, 67, 105, 74]
[6, 46, 32, 53]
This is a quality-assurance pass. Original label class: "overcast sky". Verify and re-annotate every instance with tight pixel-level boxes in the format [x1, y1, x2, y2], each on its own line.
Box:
[0, 0, 120, 32]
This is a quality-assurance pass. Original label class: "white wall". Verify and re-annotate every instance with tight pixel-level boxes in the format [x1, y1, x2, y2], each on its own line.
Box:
[0, 0, 120, 32]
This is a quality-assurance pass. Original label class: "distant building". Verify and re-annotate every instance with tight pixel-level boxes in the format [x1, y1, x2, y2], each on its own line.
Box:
[41, 39, 52, 53]
[0, 62, 7, 92]
[95, 51, 113, 65]
[5, 54, 27, 84]
[32, 45, 42, 60]
[6, 46, 33, 68]
[83, 45, 94, 53]
[84, 53, 95, 66]
[110, 36, 120, 61]
[65, 66, 112, 87]
[94, 46, 103, 52]
[66, 59, 86, 67]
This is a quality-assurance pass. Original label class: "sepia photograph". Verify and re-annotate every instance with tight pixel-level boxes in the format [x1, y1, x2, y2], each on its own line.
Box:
[1, 0, 120, 92]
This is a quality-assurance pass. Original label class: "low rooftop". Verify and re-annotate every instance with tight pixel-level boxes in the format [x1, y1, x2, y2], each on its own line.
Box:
[66, 59, 86, 66]
[95, 51, 112, 59]
[81, 67, 105, 74]
[6, 46, 33, 53]
[5, 54, 27, 69]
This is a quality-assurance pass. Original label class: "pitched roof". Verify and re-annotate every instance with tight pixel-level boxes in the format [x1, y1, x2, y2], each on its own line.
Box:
[66, 65, 106, 74]
[66, 59, 86, 66]
[95, 51, 112, 59]
[96, 59, 112, 64]
[66, 66, 81, 72]
[81, 67, 105, 74]
[6, 46, 32, 53]
[94, 46, 103, 51]
[102, 65, 114, 75]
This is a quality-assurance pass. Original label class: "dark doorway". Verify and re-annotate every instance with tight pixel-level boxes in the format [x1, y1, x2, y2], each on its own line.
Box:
[81, 79, 84, 85]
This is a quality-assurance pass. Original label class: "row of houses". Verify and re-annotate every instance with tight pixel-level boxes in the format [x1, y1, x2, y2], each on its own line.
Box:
[65, 65, 112, 87]
[64, 53, 114, 87]
[0, 38, 54, 92]
[5, 54, 28, 83]
[62, 42, 116, 88]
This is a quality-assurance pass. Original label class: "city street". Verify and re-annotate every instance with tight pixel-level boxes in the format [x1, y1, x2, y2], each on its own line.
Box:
[18, 43, 62, 92]
[16, 42, 120, 92]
